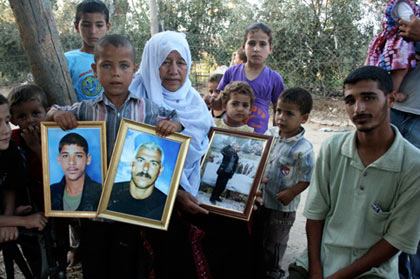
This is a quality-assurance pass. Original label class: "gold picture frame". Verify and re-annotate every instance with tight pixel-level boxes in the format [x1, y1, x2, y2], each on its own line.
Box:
[97, 119, 190, 231]
[41, 121, 107, 218]
[197, 127, 273, 221]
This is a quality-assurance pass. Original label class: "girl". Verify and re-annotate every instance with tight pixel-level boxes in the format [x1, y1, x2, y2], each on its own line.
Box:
[217, 22, 285, 134]
[366, 0, 420, 102]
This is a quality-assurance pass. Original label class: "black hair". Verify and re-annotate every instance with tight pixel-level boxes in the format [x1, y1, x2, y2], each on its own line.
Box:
[220, 81, 255, 106]
[8, 84, 48, 112]
[343, 66, 393, 96]
[208, 74, 223, 84]
[75, 0, 109, 24]
[59, 133, 89, 154]
[94, 34, 136, 62]
[279, 87, 313, 115]
[0, 94, 8, 105]
[243, 22, 273, 46]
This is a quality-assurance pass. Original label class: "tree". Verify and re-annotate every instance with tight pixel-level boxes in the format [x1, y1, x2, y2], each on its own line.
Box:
[8, 0, 76, 105]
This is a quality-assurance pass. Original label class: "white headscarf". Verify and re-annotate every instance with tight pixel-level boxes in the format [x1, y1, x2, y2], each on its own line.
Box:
[129, 31, 214, 196]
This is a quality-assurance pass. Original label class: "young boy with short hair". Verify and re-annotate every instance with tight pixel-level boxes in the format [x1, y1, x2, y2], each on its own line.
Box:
[65, 0, 110, 101]
[259, 87, 315, 278]
[214, 81, 255, 131]
[47, 34, 182, 278]
[0, 94, 47, 242]
[207, 73, 225, 118]
[8, 84, 71, 276]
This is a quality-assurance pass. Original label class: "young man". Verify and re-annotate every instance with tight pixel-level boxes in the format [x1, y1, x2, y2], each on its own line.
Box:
[108, 142, 166, 220]
[65, 0, 110, 101]
[289, 66, 420, 279]
[51, 133, 101, 211]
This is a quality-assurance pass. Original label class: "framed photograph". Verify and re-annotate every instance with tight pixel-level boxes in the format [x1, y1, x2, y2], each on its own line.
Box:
[97, 119, 190, 231]
[41, 121, 107, 218]
[197, 127, 273, 221]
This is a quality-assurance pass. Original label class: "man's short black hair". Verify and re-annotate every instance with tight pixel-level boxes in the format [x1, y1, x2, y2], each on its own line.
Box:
[279, 87, 313, 115]
[94, 34, 136, 62]
[343, 66, 393, 96]
[59, 133, 88, 154]
[75, 0, 109, 24]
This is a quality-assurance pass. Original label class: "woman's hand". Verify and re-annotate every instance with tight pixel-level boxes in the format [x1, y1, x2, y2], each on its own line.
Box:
[176, 189, 209, 215]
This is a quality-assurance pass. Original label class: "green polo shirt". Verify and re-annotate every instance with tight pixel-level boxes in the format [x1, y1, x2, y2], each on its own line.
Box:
[296, 125, 420, 278]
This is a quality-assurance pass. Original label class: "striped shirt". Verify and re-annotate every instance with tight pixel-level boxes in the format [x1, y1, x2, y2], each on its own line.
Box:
[262, 126, 314, 212]
[51, 91, 178, 162]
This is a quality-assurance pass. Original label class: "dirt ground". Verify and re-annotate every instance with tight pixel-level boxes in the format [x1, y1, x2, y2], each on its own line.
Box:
[0, 88, 352, 278]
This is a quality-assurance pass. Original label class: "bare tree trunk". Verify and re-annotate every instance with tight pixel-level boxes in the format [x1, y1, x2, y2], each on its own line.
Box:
[8, 0, 76, 106]
[149, 0, 159, 35]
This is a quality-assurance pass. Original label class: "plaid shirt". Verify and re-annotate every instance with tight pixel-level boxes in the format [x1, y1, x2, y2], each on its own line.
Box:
[50, 91, 179, 162]
[263, 126, 314, 212]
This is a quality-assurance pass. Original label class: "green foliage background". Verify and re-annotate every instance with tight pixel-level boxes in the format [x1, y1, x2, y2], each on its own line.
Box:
[0, 0, 383, 96]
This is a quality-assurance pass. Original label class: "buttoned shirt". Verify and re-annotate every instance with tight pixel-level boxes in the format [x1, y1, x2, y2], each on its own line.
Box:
[296, 125, 420, 278]
[262, 126, 314, 212]
[51, 91, 179, 162]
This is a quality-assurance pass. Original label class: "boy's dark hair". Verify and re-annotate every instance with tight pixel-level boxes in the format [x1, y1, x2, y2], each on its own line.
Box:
[94, 34, 136, 62]
[220, 81, 255, 106]
[75, 0, 109, 24]
[237, 48, 247, 63]
[8, 84, 48, 112]
[208, 74, 223, 84]
[279, 87, 313, 115]
[243, 22, 273, 46]
[0, 94, 8, 105]
[343, 66, 393, 96]
[59, 133, 89, 154]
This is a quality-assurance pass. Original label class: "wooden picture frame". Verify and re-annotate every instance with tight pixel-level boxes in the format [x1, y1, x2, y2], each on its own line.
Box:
[97, 119, 190, 231]
[41, 121, 107, 218]
[197, 127, 273, 221]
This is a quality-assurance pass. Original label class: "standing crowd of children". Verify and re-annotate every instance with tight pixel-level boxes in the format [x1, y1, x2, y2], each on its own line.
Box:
[1, 0, 419, 278]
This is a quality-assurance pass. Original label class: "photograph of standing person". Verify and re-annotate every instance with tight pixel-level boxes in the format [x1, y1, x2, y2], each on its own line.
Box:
[210, 142, 240, 205]
[107, 142, 166, 220]
[50, 132, 102, 212]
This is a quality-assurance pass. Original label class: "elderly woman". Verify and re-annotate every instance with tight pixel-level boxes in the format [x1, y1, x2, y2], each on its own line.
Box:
[129, 31, 214, 278]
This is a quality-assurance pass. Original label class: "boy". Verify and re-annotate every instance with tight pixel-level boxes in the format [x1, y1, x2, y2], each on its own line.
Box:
[51, 133, 101, 211]
[260, 87, 315, 279]
[47, 34, 182, 278]
[207, 73, 225, 118]
[65, 0, 110, 101]
[8, 85, 70, 276]
[0, 94, 47, 243]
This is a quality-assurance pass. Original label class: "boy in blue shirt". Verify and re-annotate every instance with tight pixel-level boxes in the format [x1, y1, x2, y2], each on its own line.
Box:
[258, 87, 315, 278]
[65, 0, 110, 101]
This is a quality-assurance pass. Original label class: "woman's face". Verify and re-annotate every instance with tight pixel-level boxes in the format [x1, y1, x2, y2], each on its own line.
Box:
[159, 51, 188, 92]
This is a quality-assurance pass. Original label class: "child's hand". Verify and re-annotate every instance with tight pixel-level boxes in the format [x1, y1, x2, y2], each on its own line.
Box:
[21, 125, 42, 157]
[53, 111, 78, 130]
[204, 95, 223, 110]
[156, 120, 182, 137]
[276, 189, 296, 206]
[23, 213, 47, 231]
[253, 189, 263, 211]
[0, 227, 18, 243]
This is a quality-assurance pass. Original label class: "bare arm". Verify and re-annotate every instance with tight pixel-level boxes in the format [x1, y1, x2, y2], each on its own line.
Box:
[306, 218, 325, 279]
[399, 15, 420, 41]
[327, 239, 399, 278]
[272, 103, 277, 127]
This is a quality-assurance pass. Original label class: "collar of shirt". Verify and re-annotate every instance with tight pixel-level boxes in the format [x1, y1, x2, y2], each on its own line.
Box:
[267, 126, 305, 143]
[92, 90, 141, 107]
[341, 124, 403, 173]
